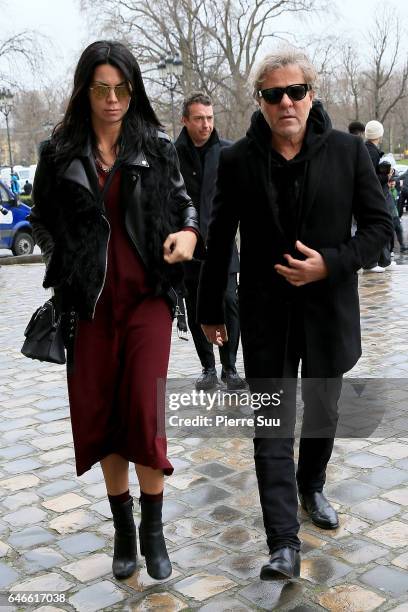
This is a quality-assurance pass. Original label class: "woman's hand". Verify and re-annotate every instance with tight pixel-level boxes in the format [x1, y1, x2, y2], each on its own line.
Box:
[163, 230, 197, 264]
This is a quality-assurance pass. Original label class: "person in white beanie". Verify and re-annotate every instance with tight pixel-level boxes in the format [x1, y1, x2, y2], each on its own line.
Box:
[365, 120, 384, 171]
[363, 120, 389, 272]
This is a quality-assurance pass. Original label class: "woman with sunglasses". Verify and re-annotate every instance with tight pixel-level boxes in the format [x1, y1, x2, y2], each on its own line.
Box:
[30, 41, 200, 581]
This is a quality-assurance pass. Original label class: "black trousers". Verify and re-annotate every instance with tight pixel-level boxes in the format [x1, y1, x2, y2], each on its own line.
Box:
[252, 311, 342, 553]
[185, 272, 240, 371]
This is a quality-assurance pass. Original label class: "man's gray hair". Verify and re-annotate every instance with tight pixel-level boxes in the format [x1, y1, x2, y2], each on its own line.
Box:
[249, 48, 318, 99]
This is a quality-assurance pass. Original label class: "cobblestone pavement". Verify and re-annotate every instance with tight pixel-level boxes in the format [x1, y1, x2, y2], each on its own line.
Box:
[1, 251, 408, 612]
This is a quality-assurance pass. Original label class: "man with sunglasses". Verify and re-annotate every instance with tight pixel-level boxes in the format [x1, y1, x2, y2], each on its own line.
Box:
[198, 49, 392, 579]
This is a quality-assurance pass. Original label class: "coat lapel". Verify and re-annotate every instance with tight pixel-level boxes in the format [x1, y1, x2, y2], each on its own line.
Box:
[199, 143, 219, 236]
[60, 139, 99, 200]
[61, 158, 96, 198]
[126, 150, 150, 168]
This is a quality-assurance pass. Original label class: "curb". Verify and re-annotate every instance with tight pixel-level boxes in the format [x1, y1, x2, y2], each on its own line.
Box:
[0, 254, 44, 265]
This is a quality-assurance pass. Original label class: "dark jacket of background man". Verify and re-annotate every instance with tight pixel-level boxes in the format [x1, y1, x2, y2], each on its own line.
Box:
[175, 127, 239, 278]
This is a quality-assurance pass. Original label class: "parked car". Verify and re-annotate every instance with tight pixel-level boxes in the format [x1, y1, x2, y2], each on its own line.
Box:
[0, 180, 35, 255]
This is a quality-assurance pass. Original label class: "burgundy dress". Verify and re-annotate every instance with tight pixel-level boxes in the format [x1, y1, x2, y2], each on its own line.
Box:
[67, 168, 174, 476]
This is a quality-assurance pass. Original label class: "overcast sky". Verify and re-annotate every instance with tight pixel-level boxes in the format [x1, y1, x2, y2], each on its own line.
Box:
[2, 0, 408, 87]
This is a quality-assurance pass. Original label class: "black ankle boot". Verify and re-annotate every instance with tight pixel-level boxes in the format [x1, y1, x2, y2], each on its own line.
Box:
[110, 497, 137, 579]
[139, 497, 172, 579]
[260, 546, 301, 580]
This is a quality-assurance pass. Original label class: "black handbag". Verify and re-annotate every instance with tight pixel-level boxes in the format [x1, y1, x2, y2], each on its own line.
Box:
[21, 297, 66, 364]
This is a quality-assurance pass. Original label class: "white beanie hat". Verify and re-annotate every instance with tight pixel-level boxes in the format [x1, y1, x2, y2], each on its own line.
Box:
[365, 120, 384, 140]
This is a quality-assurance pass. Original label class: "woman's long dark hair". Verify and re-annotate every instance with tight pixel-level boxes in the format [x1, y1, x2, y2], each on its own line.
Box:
[51, 41, 163, 163]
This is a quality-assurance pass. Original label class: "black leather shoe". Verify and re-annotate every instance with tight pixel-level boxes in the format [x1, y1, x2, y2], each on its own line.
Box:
[260, 546, 300, 580]
[195, 367, 219, 391]
[221, 368, 247, 390]
[299, 491, 339, 529]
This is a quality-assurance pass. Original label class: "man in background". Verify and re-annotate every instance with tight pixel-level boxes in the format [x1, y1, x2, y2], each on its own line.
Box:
[175, 92, 246, 391]
[348, 120, 365, 137]
[23, 180, 33, 195]
[363, 120, 392, 271]
[10, 172, 20, 196]
[365, 120, 384, 170]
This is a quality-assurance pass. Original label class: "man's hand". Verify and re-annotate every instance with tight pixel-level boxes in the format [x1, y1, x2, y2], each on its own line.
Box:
[163, 231, 197, 264]
[274, 240, 328, 287]
[201, 324, 228, 346]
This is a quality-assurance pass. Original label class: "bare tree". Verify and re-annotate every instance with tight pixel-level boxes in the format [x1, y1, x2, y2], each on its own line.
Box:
[363, 6, 408, 124]
[303, 34, 340, 113]
[80, 0, 326, 138]
[341, 42, 362, 120]
[0, 31, 49, 89]
[11, 85, 69, 164]
[394, 101, 408, 155]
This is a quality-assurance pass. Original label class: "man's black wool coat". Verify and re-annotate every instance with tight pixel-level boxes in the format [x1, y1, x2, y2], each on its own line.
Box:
[198, 102, 393, 377]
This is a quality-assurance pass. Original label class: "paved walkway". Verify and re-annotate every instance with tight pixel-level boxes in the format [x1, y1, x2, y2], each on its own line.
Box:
[1, 250, 408, 611]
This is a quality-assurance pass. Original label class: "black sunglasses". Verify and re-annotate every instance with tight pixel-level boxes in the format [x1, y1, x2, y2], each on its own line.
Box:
[258, 83, 311, 104]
